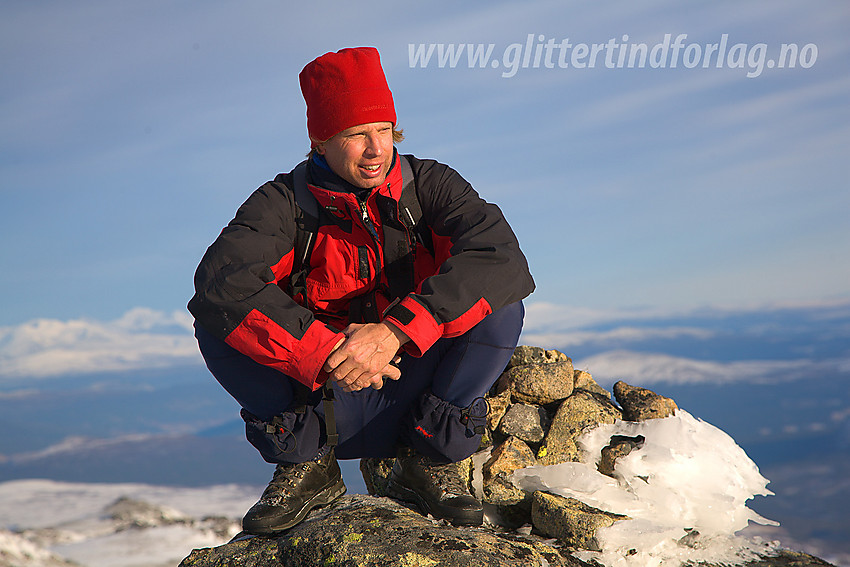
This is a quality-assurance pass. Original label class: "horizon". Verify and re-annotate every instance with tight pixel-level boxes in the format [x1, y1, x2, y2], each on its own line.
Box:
[2, 298, 849, 382]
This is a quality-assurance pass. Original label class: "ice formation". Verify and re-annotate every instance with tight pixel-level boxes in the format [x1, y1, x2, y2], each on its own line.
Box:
[512, 410, 779, 566]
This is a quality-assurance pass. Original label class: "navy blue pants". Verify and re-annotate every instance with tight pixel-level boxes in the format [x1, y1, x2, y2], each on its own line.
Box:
[196, 301, 524, 464]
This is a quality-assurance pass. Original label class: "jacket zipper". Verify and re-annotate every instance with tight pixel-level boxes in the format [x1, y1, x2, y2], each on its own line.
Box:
[358, 199, 381, 244]
[355, 198, 382, 293]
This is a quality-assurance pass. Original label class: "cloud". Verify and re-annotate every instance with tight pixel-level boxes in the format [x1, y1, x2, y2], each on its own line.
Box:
[522, 326, 714, 350]
[521, 298, 850, 386]
[0, 308, 202, 379]
[3, 298, 848, 382]
[7, 433, 169, 464]
[521, 301, 681, 332]
[522, 297, 850, 333]
[574, 349, 847, 386]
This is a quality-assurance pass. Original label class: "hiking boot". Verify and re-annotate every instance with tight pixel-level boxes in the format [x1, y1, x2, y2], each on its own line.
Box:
[387, 449, 483, 526]
[242, 447, 346, 534]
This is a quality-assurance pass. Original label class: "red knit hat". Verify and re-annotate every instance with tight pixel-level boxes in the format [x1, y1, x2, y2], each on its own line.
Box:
[299, 47, 396, 146]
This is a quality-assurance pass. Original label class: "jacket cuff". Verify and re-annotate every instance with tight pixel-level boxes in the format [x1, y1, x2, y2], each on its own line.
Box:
[293, 321, 343, 390]
[224, 310, 343, 392]
[383, 296, 442, 357]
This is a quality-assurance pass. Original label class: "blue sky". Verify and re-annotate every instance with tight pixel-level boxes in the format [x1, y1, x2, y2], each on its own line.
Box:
[1, 1, 848, 354]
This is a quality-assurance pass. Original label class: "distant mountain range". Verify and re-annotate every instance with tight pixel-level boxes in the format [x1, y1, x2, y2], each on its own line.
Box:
[1, 300, 848, 564]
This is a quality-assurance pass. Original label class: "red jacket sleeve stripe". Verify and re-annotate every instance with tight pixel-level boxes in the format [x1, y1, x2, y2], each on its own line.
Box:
[225, 308, 342, 391]
[385, 296, 493, 357]
[441, 296, 492, 337]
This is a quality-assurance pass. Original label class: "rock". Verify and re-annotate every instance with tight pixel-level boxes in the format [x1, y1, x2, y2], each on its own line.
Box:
[597, 434, 645, 478]
[743, 550, 836, 566]
[573, 369, 610, 398]
[456, 457, 474, 493]
[479, 424, 494, 451]
[531, 491, 629, 551]
[178, 498, 834, 567]
[482, 437, 537, 507]
[179, 495, 592, 567]
[106, 496, 189, 529]
[612, 381, 678, 421]
[359, 457, 396, 497]
[499, 361, 574, 405]
[537, 436, 581, 468]
[508, 345, 571, 368]
[538, 391, 622, 466]
[498, 403, 549, 444]
[486, 388, 512, 432]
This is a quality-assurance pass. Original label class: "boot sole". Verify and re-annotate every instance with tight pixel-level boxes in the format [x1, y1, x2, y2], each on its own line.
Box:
[244, 478, 347, 535]
[387, 477, 483, 527]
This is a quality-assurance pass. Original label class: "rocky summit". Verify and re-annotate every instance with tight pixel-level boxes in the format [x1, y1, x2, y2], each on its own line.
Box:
[179, 345, 834, 567]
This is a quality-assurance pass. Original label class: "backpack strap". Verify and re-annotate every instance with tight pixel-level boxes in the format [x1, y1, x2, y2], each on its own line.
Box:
[291, 160, 318, 271]
[382, 155, 425, 303]
[287, 160, 319, 304]
[400, 155, 435, 255]
[322, 383, 339, 447]
[396, 155, 425, 247]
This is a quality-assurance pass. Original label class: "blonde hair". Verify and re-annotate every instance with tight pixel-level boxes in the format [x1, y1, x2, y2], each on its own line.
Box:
[308, 126, 404, 158]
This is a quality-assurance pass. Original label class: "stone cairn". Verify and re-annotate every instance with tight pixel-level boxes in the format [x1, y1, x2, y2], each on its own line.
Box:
[361, 345, 679, 551]
[181, 346, 833, 566]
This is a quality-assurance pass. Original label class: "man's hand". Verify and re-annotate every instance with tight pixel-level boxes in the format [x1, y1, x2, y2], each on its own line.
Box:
[324, 321, 409, 392]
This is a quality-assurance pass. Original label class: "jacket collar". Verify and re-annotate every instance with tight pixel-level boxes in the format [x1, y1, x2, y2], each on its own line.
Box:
[308, 150, 399, 200]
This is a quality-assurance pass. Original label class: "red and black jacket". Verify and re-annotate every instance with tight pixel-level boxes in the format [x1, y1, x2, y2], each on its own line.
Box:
[188, 152, 535, 391]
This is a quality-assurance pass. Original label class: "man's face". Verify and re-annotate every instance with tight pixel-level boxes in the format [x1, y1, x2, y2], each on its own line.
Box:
[317, 122, 394, 189]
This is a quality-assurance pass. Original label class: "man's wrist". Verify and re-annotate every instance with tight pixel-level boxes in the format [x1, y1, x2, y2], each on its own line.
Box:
[382, 320, 410, 347]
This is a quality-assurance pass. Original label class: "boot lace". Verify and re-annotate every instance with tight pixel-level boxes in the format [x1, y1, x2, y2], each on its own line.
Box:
[261, 461, 312, 503]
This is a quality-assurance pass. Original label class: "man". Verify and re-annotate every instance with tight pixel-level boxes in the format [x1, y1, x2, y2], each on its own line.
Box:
[188, 46, 534, 534]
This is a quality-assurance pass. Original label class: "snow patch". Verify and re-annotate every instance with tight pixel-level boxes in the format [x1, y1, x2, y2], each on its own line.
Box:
[513, 410, 780, 566]
[0, 529, 76, 567]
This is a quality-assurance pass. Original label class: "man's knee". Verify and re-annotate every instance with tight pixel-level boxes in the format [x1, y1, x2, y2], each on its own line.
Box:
[469, 300, 525, 347]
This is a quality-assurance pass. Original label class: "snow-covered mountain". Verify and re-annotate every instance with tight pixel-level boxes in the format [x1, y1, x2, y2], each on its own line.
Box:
[0, 480, 256, 567]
